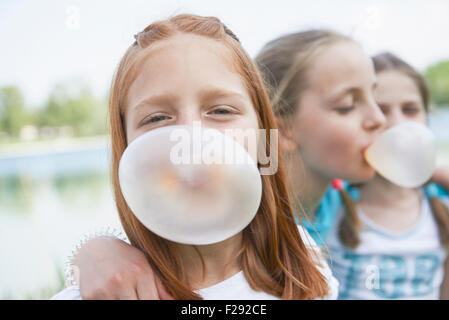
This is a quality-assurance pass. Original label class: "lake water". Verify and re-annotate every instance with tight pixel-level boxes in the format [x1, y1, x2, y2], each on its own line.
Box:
[0, 144, 123, 299]
[1, 110, 448, 299]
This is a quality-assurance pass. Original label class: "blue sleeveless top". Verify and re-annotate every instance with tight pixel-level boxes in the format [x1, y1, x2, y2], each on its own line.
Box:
[296, 182, 448, 246]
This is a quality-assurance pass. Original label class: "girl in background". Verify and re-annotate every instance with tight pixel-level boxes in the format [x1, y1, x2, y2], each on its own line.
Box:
[52, 14, 337, 300]
[256, 35, 449, 250]
[255, 30, 386, 246]
[64, 28, 386, 299]
[324, 52, 449, 299]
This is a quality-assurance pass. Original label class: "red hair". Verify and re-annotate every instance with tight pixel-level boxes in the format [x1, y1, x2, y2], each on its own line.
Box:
[108, 14, 329, 299]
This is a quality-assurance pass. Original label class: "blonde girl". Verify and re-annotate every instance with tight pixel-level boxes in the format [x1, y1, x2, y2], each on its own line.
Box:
[255, 30, 386, 246]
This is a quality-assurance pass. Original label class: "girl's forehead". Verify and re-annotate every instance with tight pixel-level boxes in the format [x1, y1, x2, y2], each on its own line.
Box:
[126, 34, 236, 92]
[140, 33, 236, 67]
[376, 70, 416, 88]
[375, 71, 423, 101]
[312, 42, 369, 77]
[125, 34, 251, 111]
[134, 34, 239, 83]
[306, 42, 374, 94]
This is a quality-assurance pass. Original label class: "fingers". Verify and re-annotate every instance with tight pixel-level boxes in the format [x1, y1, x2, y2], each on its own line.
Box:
[116, 287, 139, 300]
[74, 236, 149, 300]
[135, 267, 175, 300]
[73, 236, 169, 300]
[80, 279, 116, 300]
[82, 270, 139, 300]
[155, 275, 174, 300]
[108, 271, 139, 300]
[133, 262, 176, 300]
[136, 268, 160, 300]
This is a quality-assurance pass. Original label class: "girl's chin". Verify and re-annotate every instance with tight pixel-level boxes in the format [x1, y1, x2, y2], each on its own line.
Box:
[339, 167, 376, 183]
[356, 168, 376, 181]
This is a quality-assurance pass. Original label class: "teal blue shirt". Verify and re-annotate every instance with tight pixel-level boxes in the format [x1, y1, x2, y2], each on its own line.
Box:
[297, 182, 448, 246]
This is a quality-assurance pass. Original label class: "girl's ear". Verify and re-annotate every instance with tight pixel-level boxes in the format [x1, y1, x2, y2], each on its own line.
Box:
[275, 116, 298, 153]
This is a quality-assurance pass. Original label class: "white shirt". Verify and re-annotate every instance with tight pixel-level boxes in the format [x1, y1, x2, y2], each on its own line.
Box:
[51, 226, 339, 300]
[326, 194, 449, 300]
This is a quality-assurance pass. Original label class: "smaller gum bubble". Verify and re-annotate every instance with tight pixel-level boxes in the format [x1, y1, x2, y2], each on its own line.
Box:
[364, 121, 436, 188]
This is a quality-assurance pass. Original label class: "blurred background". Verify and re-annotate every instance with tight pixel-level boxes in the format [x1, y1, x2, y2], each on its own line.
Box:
[1, 0, 448, 299]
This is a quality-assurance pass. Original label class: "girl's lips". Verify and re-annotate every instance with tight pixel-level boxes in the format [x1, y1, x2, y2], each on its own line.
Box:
[362, 143, 374, 164]
[362, 141, 375, 155]
[362, 146, 369, 159]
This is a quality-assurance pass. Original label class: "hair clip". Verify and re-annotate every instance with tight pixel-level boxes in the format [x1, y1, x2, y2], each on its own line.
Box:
[332, 178, 343, 190]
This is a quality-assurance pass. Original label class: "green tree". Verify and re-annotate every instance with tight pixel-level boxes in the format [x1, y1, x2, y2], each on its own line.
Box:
[39, 82, 108, 137]
[425, 60, 449, 107]
[0, 86, 29, 137]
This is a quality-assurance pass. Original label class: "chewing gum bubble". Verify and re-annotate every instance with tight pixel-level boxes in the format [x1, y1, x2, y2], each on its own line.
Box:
[118, 125, 262, 245]
[364, 122, 436, 188]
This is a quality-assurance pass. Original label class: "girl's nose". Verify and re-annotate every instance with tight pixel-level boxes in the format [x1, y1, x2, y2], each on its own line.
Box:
[177, 110, 202, 126]
[385, 108, 406, 129]
[363, 99, 386, 131]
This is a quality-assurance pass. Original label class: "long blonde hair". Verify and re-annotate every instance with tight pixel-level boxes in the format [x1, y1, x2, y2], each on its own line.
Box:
[108, 14, 329, 299]
[255, 29, 361, 247]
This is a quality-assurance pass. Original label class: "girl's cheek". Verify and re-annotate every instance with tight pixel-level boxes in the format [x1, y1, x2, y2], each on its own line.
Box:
[416, 113, 428, 125]
[321, 130, 354, 162]
[319, 120, 362, 161]
[299, 123, 348, 164]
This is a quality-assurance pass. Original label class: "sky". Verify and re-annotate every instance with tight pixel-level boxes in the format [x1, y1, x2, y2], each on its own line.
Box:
[1, 0, 449, 108]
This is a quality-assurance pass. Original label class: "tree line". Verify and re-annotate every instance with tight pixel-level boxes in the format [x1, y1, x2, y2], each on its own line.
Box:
[0, 82, 108, 142]
[1, 59, 449, 142]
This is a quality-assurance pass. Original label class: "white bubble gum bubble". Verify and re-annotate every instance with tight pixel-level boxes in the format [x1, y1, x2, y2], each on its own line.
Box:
[118, 125, 262, 245]
[364, 121, 436, 188]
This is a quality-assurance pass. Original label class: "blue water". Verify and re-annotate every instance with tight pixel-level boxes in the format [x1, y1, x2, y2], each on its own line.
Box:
[0, 146, 110, 178]
[0, 142, 118, 299]
[429, 108, 449, 141]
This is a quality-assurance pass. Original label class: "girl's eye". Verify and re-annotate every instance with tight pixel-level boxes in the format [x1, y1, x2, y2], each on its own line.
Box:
[336, 106, 354, 114]
[142, 114, 171, 125]
[208, 106, 237, 116]
[211, 109, 231, 114]
[402, 107, 419, 115]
